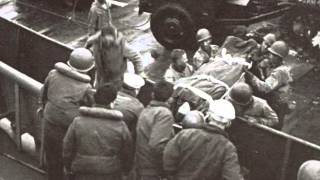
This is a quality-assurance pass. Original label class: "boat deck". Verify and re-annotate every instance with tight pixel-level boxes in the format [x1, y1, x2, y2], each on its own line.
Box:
[0, 0, 157, 52]
[0, 129, 45, 180]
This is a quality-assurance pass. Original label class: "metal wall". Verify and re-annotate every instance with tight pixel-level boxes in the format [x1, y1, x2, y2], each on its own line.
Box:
[228, 119, 320, 180]
[0, 17, 72, 142]
[0, 17, 72, 82]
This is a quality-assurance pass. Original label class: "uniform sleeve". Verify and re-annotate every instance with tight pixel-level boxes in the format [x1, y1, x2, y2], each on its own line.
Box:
[149, 111, 175, 157]
[192, 51, 205, 70]
[120, 124, 134, 175]
[123, 42, 144, 74]
[222, 143, 244, 180]
[260, 102, 279, 127]
[163, 134, 181, 175]
[88, 9, 98, 36]
[250, 69, 284, 94]
[63, 120, 77, 171]
[85, 33, 97, 49]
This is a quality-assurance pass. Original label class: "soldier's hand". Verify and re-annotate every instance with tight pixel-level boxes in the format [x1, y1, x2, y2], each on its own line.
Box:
[244, 115, 257, 126]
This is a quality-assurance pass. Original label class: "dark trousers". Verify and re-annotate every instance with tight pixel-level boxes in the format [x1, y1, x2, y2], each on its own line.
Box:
[44, 122, 67, 180]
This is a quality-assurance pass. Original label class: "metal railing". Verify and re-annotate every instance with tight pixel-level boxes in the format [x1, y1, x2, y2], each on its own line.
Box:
[0, 61, 46, 176]
[0, 61, 42, 150]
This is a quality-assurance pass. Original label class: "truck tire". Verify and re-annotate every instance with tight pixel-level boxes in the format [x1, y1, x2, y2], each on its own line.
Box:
[151, 4, 196, 49]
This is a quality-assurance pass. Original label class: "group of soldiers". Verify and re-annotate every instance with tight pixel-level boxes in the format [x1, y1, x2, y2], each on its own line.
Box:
[37, 0, 320, 180]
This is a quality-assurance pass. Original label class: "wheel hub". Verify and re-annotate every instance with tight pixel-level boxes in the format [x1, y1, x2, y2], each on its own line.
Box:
[162, 18, 184, 43]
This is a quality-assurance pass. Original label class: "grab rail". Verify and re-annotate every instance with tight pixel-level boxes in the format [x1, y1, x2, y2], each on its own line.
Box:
[0, 61, 42, 95]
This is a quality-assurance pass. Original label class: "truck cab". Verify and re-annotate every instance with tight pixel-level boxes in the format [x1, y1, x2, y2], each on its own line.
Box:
[139, 0, 286, 49]
[139, 0, 319, 50]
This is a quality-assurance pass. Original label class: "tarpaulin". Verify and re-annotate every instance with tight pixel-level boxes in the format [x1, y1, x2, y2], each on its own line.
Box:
[170, 75, 229, 116]
[194, 36, 257, 86]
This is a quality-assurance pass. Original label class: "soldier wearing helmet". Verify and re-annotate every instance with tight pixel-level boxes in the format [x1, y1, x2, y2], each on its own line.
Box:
[249, 33, 277, 79]
[39, 48, 94, 180]
[192, 28, 219, 70]
[226, 82, 279, 127]
[261, 33, 277, 53]
[245, 40, 292, 129]
[163, 99, 244, 180]
[297, 160, 320, 180]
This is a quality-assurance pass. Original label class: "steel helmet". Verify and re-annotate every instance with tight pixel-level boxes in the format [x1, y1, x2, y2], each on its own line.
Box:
[207, 99, 236, 123]
[196, 28, 212, 43]
[228, 83, 253, 106]
[268, 41, 289, 58]
[67, 48, 95, 73]
[263, 33, 276, 46]
[182, 110, 205, 129]
[297, 160, 320, 180]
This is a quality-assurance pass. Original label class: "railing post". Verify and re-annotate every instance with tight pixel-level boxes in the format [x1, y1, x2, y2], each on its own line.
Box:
[14, 83, 22, 151]
[279, 139, 292, 180]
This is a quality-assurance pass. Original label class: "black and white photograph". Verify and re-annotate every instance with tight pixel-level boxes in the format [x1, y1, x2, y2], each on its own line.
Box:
[0, 0, 320, 179]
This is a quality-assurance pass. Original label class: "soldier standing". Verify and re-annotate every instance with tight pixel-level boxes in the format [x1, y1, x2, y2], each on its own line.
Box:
[39, 48, 95, 180]
[113, 73, 145, 137]
[192, 28, 219, 70]
[88, 0, 112, 36]
[163, 100, 244, 180]
[226, 82, 279, 127]
[249, 33, 277, 79]
[63, 84, 133, 180]
[245, 41, 292, 129]
[85, 25, 143, 89]
[135, 80, 175, 180]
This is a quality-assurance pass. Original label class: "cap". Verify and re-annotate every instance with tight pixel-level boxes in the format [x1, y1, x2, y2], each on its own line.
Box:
[207, 99, 236, 123]
[123, 73, 145, 89]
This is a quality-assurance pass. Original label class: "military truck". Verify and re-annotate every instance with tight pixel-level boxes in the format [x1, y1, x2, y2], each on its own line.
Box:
[282, 0, 320, 48]
[138, 0, 320, 49]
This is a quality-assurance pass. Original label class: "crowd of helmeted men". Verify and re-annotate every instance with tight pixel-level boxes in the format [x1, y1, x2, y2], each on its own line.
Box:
[38, 0, 320, 179]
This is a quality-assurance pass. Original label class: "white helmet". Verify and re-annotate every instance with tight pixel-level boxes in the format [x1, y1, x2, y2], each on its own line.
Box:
[123, 73, 145, 89]
[297, 160, 320, 180]
[207, 99, 236, 123]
